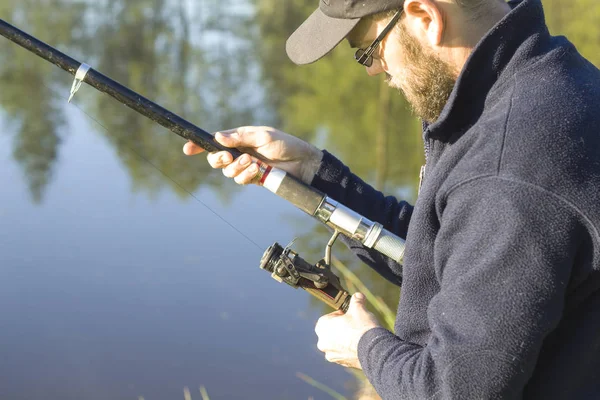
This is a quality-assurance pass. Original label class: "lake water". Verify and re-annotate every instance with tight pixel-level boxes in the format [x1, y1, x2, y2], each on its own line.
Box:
[0, 104, 357, 399]
[0, 3, 358, 396]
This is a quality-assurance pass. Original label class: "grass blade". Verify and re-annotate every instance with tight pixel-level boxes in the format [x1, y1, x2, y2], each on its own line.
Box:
[296, 372, 348, 400]
[199, 386, 210, 400]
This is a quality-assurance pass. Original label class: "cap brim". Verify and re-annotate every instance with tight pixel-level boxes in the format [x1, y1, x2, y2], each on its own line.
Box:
[286, 8, 360, 65]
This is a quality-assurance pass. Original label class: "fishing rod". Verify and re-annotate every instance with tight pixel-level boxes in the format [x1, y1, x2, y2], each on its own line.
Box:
[0, 18, 406, 312]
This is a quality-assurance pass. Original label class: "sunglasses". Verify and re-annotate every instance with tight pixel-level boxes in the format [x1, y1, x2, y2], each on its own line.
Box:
[354, 9, 404, 67]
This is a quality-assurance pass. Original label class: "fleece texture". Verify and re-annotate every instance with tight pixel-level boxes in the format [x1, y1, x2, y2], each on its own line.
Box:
[310, 0, 600, 398]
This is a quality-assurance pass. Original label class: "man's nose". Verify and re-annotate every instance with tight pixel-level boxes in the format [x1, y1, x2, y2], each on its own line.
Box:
[366, 60, 385, 76]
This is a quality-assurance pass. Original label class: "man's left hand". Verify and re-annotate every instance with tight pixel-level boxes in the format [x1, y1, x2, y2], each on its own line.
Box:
[315, 293, 382, 369]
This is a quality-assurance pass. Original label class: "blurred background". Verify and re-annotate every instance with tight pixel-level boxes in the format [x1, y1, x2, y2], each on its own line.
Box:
[0, 0, 597, 399]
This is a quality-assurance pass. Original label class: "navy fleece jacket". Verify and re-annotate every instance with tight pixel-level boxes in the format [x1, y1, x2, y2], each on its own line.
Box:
[310, 0, 600, 398]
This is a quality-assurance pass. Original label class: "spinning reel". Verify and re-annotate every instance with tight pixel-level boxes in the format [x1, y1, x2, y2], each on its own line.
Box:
[259, 231, 351, 312]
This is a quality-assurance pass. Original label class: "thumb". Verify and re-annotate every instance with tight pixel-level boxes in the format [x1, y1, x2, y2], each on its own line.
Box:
[216, 126, 271, 150]
[348, 293, 367, 312]
[215, 130, 241, 148]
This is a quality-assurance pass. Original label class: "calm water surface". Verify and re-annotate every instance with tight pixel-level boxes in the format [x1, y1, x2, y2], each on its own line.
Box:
[0, 110, 352, 399]
[0, 2, 355, 398]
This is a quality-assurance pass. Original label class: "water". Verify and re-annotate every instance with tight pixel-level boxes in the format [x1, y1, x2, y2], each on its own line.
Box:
[0, 107, 353, 399]
[0, 5, 353, 393]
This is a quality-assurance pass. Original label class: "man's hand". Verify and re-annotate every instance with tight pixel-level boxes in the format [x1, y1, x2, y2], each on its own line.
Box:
[183, 126, 323, 185]
[315, 293, 382, 370]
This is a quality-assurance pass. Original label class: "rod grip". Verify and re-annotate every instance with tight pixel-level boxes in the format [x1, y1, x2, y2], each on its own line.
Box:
[261, 167, 325, 216]
[372, 228, 406, 265]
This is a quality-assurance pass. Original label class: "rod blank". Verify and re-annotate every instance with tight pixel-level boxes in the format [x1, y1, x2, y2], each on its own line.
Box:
[0, 18, 239, 157]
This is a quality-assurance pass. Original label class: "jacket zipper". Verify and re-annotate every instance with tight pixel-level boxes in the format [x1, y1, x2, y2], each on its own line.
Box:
[418, 131, 431, 196]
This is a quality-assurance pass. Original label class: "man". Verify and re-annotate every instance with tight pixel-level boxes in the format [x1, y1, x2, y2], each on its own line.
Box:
[184, 0, 600, 398]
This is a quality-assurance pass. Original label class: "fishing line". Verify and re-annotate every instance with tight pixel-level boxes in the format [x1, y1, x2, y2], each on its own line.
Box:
[38, 78, 265, 253]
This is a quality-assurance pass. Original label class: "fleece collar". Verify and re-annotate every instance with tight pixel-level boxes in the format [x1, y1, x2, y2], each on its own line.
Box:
[427, 0, 550, 139]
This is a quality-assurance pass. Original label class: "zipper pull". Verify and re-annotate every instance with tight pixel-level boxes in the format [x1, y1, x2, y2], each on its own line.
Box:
[418, 164, 426, 196]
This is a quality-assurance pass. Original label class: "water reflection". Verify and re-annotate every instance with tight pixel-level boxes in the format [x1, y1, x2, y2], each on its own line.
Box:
[1, 0, 264, 203]
[2, 0, 597, 205]
[0, 1, 355, 398]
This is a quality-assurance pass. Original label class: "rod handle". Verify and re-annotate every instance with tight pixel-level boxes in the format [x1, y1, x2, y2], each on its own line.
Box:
[371, 227, 406, 265]
[260, 166, 326, 216]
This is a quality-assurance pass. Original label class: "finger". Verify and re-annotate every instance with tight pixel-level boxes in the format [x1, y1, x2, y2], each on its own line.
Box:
[183, 141, 205, 156]
[315, 316, 327, 336]
[317, 339, 326, 353]
[316, 339, 335, 354]
[206, 151, 234, 169]
[222, 153, 254, 178]
[215, 126, 272, 149]
[234, 163, 260, 185]
[324, 352, 347, 364]
[321, 310, 343, 321]
[327, 356, 353, 368]
[347, 293, 367, 313]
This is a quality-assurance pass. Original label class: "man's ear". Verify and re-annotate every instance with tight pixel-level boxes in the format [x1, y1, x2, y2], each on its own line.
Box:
[403, 0, 445, 46]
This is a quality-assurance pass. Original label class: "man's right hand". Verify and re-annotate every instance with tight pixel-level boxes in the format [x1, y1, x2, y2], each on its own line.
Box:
[183, 126, 323, 185]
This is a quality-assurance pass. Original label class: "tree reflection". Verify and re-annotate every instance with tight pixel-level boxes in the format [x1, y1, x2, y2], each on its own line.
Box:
[0, 0, 262, 202]
[1, 1, 599, 206]
[0, 3, 87, 203]
[83, 0, 261, 200]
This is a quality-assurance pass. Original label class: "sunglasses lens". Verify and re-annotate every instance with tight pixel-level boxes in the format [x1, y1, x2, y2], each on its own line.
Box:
[354, 49, 372, 67]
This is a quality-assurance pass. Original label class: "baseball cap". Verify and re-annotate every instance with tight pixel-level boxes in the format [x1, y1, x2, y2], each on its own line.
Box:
[286, 0, 405, 65]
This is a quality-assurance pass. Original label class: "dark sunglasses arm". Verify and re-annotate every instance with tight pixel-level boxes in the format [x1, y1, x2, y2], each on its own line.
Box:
[363, 10, 403, 57]
[355, 9, 404, 64]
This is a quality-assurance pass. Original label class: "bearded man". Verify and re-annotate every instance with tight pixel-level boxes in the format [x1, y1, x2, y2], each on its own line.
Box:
[184, 0, 600, 398]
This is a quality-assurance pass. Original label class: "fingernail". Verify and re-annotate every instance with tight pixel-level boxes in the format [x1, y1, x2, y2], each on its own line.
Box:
[248, 164, 258, 174]
[240, 155, 251, 166]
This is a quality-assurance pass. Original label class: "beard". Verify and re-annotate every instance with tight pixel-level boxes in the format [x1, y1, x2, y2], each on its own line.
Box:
[386, 23, 457, 123]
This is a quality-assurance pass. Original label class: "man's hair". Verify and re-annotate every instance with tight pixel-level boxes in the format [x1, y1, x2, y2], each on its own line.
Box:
[372, 0, 489, 23]
[454, 0, 489, 21]
[455, 0, 487, 10]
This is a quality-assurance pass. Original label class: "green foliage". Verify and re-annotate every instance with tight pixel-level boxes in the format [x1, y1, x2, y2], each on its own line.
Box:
[544, 0, 600, 67]
[254, 0, 424, 196]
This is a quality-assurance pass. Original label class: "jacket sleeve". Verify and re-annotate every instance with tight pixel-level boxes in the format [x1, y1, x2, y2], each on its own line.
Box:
[357, 177, 581, 399]
[310, 150, 414, 286]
